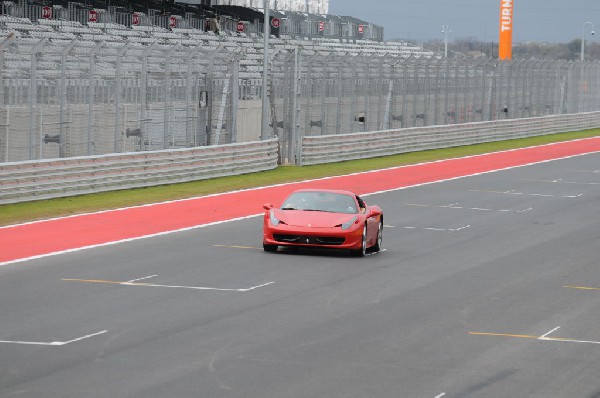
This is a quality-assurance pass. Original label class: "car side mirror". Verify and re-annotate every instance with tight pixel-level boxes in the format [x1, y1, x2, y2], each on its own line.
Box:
[263, 203, 274, 211]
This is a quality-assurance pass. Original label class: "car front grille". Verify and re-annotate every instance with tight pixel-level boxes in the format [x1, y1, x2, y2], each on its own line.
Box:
[273, 234, 345, 246]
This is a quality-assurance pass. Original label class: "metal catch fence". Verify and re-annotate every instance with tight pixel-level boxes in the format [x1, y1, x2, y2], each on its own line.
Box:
[1, 37, 600, 165]
[271, 51, 600, 164]
[0, 39, 242, 162]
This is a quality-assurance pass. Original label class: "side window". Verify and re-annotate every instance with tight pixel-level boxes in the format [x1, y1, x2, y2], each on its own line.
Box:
[356, 196, 366, 212]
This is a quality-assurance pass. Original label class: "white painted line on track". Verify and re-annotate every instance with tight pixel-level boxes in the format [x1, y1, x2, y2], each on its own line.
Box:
[540, 336, 600, 345]
[399, 225, 471, 232]
[469, 189, 583, 198]
[434, 393, 447, 398]
[522, 178, 600, 185]
[405, 202, 533, 213]
[63, 277, 275, 292]
[0, 330, 108, 346]
[564, 285, 600, 291]
[539, 326, 562, 339]
[538, 326, 600, 345]
[121, 281, 275, 292]
[568, 169, 600, 174]
[471, 327, 600, 346]
[127, 275, 158, 283]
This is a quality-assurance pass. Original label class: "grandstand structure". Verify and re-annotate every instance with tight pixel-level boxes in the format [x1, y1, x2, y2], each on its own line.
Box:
[211, 0, 329, 15]
[0, 0, 385, 41]
[0, 0, 433, 85]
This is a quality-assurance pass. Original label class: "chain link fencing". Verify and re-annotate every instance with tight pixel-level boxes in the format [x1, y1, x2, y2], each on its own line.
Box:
[1, 38, 600, 165]
[0, 38, 245, 162]
[271, 51, 600, 164]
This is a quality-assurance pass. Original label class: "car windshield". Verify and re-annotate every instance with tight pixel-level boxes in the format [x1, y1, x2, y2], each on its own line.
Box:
[281, 192, 358, 214]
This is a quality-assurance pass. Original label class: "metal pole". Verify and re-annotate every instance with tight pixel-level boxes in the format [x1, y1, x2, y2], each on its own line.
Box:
[114, 43, 128, 152]
[581, 22, 595, 62]
[442, 25, 451, 58]
[29, 39, 46, 160]
[230, 54, 240, 143]
[87, 42, 104, 156]
[261, 0, 270, 140]
[163, 45, 178, 149]
[185, 45, 202, 147]
[60, 40, 76, 158]
[290, 47, 299, 164]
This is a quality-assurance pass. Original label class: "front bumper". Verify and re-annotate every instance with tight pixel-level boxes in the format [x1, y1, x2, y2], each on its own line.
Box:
[263, 223, 364, 250]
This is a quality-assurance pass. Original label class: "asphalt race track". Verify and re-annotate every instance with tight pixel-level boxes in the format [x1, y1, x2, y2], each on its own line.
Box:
[1, 152, 599, 398]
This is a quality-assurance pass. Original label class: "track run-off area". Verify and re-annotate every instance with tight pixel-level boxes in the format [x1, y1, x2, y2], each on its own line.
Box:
[1, 136, 600, 265]
[1, 136, 599, 397]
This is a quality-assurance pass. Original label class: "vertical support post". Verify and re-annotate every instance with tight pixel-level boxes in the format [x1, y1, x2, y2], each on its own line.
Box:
[29, 39, 46, 160]
[443, 58, 450, 125]
[163, 45, 177, 149]
[350, 63, 357, 133]
[362, 62, 369, 131]
[0, 33, 16, 108]
[487, 62, 497, 121]
[230, 54, 239, 143]
[400, 59, 409, 128]
[335, 56, 343, 134]
[261, 0, 270, 140]
[140, 45, 150, 151]
[304, 57, 314, 137]
[87, 42, 104, 156]
[318, 57, 327, 135]
[29, 48, 37, 160]
[59, 40, 76, 158]
[412, 60, 420, 127]
[290, 47, 300, 164]
[383, 79, 394, 130]
[185, 46, 201, 147]
[2, 108, 7, 163]
[114, 43, 128, 152]
[453, 60, 459, 124]
[205, 45, 223, 145]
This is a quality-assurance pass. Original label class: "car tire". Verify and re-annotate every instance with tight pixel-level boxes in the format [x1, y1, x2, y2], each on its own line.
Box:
[371, 219, 383, 253]
[350, 224, 367, 257]
[263, 243, 278, 252]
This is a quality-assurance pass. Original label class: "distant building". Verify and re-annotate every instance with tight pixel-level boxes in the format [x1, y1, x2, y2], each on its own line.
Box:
[209, 0, 329, 14]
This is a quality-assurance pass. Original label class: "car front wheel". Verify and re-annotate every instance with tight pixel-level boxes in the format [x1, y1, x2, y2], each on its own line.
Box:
[350, 224, 367, 257]
[370, 219, 383, 253]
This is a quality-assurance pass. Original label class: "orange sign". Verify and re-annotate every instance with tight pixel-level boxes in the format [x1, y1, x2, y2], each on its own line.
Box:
[499, 0, 513, 60]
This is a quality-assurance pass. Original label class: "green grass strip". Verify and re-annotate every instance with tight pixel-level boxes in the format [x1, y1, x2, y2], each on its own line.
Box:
[1, 129, 599, 227]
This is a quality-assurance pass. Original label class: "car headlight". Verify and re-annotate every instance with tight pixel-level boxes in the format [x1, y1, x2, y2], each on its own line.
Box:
[340, 216, 358, 230]
[270, 210, 281, 226]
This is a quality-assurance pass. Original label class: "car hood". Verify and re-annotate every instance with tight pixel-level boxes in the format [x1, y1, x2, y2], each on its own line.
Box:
[274, 209, 357, 228]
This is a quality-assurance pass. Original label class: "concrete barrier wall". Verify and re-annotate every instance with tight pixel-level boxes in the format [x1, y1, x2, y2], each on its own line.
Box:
[300, 112, 600, 165]
[0, 138, 279, 204]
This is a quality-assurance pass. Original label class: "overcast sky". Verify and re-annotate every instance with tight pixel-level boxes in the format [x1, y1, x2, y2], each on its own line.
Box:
[328, 0, 600, 44]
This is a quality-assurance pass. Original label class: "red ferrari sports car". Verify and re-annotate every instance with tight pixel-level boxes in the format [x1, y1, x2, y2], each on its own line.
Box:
[262, 189, 383, 256]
